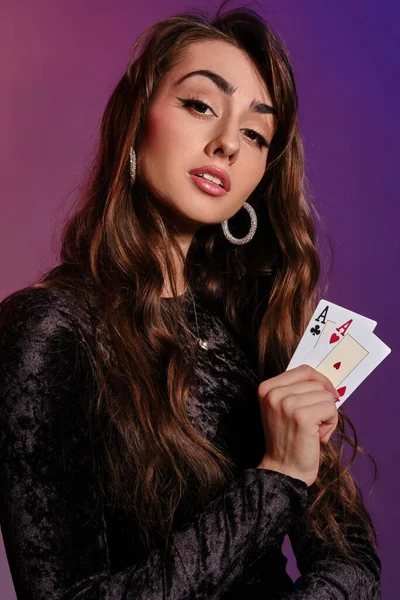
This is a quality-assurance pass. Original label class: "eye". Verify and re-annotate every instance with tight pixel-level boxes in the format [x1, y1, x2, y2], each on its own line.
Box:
[177, 98, 269, 149]
[242, 129, 269, 149]
[178, 98, 215, 116]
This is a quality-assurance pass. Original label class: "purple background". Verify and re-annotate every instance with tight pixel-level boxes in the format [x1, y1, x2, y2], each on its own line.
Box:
[1, 1, 398, 597]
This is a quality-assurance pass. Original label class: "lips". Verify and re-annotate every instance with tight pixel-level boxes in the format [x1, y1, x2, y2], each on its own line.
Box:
[188, 165, 231, 192]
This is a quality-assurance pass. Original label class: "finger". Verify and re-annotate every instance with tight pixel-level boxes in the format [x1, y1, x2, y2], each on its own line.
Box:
[313, 400, 339, 433]
[275, 391, 337, 428]
[259, 364, 338, 399]
[293, 395, 338, 430]
[320, 422, 338, 444]
[320, 421, 336, 441]
[265, 380, 334, 405]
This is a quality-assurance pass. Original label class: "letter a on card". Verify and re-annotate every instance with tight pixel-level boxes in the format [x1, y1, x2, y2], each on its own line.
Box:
[330, 319, 353, 344]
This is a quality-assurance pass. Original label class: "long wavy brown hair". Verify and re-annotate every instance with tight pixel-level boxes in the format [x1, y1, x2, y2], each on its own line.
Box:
[1, 1, 378, 560]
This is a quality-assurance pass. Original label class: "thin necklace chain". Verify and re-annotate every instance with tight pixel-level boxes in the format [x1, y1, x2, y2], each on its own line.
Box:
[187, 287, 209, 350]
[162, 286, 209, 350]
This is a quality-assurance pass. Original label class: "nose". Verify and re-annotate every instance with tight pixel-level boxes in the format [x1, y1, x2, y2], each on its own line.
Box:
[205, 121, 240, 165]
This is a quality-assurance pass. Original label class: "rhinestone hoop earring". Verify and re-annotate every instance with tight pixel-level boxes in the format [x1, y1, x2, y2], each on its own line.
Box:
[221, 202, 257, 245]
[129, 146, 137, 185]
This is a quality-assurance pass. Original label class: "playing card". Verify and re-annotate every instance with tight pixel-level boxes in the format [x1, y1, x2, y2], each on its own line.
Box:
[286, 299, 377, 371]
[299, 318, 391, 408]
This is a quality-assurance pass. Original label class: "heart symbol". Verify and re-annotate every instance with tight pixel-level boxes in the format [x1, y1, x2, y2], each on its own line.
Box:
[333, 362, 341, 370]
[337, 386, 346, 397]
[330, 333, 340, 344]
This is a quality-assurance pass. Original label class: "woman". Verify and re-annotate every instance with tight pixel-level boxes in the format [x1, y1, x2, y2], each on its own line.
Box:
[0, 3, 381, 599]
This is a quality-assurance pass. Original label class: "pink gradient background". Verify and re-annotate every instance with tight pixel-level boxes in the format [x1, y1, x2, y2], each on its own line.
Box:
[1, 1, 398, 597]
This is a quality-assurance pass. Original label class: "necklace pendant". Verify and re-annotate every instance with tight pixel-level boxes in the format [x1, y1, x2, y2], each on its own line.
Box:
[198, 339, 209, 350]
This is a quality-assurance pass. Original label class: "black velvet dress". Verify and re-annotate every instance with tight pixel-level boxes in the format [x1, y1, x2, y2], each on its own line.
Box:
[0, 282, 381, 599]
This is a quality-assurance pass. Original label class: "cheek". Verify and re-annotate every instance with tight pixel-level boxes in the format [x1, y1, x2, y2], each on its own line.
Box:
[240, 159, 266, 194]
[144, 104, 183, 152]
[142, 109, 164, 150]
[137, 105, 185, 193]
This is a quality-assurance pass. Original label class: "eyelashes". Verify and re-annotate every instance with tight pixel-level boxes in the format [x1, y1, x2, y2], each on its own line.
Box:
[177, 97, 269, 149]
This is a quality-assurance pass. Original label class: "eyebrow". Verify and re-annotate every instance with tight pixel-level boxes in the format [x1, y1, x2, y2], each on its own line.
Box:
[174, 69, 277, 116]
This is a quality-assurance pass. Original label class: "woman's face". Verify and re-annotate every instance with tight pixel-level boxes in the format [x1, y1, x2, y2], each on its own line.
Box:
[136, 39, 276, 244]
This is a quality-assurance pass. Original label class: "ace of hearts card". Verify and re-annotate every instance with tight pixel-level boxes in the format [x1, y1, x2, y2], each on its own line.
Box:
[298, 317, 391, 408]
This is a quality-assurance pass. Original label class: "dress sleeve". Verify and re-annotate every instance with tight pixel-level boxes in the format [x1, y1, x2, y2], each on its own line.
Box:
[0, 294, 309, 600]
[279, 486, 382, 599]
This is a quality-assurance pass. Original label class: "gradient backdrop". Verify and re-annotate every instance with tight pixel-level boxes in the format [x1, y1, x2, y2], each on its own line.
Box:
[1, 0, 399, 598]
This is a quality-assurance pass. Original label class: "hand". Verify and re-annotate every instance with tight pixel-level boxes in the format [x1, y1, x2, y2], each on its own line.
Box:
[256, 364, 339, 487]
